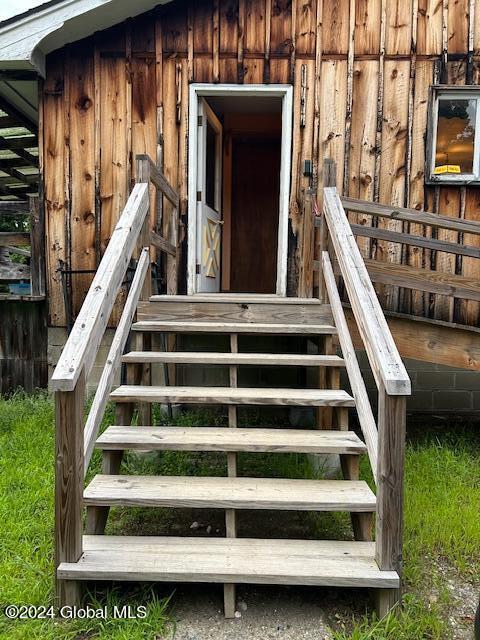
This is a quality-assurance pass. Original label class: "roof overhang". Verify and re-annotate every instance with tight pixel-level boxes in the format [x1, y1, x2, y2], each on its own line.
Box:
[0, 0, 174, 78]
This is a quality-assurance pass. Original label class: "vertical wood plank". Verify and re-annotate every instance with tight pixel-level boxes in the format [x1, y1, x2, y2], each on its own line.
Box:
[99, 31, 128, 257]
[319, 60, 347, 192]
[448, 0, 469, 53]
[348, 60, 379, 257]
[219, 0, 239, 82]
[68, 42, 96, 319]
[385, 0, 413, 55]
[354, 0, 381, 54]
[224, 332, 238, 619]
[407, 60, 433, 316]
[322, 0, 350, 54]
[375, 386, 406, 577]
[55, 369, 85, 606]
[377, 59, 410, 311]
[43, 53, 66, 326]
[458, 189, 480, 325]
[417, 0, 443, 54]
[295, 0, 316, 56]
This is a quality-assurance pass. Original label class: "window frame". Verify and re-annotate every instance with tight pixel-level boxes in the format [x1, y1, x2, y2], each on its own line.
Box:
[426, 85, 480, 185]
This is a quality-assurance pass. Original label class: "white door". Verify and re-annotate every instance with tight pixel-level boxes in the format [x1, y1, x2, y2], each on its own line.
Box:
[196, 99, 223, 292]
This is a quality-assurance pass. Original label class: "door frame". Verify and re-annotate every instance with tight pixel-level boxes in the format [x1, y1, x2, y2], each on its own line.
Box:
[187, 83, 293, 296]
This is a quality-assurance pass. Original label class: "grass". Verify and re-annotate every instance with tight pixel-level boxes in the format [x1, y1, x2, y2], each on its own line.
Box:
[1, 392, 479, 639]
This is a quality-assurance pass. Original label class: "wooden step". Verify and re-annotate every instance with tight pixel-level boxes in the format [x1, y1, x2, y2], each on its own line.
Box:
[58, 536, 399, 588]
[132, 320, 337, 335]
[96, 426, 367, 454]
[138, 298, 333, 324]
[122, 351, 345, 367]
[84, 475, 375, 511]
[110, 385, 356, 407]
[150, 294, 323, 304]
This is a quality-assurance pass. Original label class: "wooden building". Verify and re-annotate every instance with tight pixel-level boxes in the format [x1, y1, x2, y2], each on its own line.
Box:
[1, 0, 479, 330]
[1, 0, 480, 623]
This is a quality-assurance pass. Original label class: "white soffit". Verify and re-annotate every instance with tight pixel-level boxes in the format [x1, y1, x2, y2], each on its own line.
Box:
[0, 0, 174, 77]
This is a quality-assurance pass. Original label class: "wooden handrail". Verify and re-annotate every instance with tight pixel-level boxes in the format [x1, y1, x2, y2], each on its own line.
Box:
[136, 154, 179, 208]
[51, 183, 149, 392]
[323, 188, 411, 396]
[340, 195, 480, 236]
[350, 223, 480, 259]
[83, 247, 150, 472]
[322, 252, 378, 482]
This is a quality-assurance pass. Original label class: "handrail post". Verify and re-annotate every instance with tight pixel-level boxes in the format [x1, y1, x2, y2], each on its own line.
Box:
[375, 383, 407, 616]
[55, 368, 86, 607]
[318, 159, 336, 302]
[134, 155, 153, 426]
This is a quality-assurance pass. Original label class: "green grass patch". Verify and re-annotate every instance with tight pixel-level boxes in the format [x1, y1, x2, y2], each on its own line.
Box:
[0, 391, 172, 640]
[1, 394, 479, 640]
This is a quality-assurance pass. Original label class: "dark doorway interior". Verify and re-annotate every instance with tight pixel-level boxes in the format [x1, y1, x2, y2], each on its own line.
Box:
[204, 95, 283, 294]
[230, 133, 281, 293]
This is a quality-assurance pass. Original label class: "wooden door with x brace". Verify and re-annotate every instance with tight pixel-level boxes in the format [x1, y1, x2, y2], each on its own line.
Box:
[196, 98, 223, 293]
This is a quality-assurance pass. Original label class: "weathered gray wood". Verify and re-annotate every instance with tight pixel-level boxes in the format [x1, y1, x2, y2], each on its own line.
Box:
[340, 196, 480, 236]
[350, 223, 480, 259]
[137, 299, 334, 325]
[375, 386, 407, 577]
[0, 232, 30, 246]
[29, 195, 46, 299]
[58, 536, 399, 588]
[110, 385, 355, 407]
[150, 230, 176, 256]
[136, 154, 179, 207]
[341, 455, 373, 542]
[323, 188, 411, 396]
[132, 320, 337, 335]
[149, 294, 323, 304]
[225, 332, 238, 618]
[83, 248, 150, 473]
[50, 184, 149, 392]
[363, 259, 480, 303]
[55, 369, 85, 607]
[322, 253, 378, 481]
[84, 475, 376, 511]
[96, 426, 367, 454]
[0, 201, 30, 213]
[0, 252, 31, 280]
[122, 351, 345, 367]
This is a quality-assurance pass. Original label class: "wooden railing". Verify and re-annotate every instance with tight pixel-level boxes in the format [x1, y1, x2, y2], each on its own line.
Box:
[319, 187, 411, 607]
[341, 196, 480, 306]
[0, 195, 45, 299]
[51, 154, 179, 606]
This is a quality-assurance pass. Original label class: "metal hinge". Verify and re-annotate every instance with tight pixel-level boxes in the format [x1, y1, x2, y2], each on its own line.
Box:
[198, 115, 203, 127]
[196, 191, 202, 201]
[196, 264, 201, 274]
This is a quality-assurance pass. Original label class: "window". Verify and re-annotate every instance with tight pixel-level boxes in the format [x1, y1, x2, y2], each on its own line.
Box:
[427, 87, 480, 184]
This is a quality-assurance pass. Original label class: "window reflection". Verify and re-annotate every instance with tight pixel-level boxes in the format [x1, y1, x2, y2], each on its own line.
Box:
[435, 98, 476, 174]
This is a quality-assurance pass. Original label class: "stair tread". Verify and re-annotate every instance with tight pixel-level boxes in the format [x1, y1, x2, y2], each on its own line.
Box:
[149, 294, 323, 305]
[110, 385, 355, 407]
[84, 475, 376, 511]
[57, 536, 399, 588]
[132, 320, 337, 334]
[96, 426, 367, 454]
[122, 351, 345, 367]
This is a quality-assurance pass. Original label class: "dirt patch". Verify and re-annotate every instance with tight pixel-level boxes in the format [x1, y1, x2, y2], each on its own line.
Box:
[170, 583, 370, 640]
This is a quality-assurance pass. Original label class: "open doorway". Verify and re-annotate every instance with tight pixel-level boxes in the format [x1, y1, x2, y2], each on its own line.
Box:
[187, 85, 292, 296]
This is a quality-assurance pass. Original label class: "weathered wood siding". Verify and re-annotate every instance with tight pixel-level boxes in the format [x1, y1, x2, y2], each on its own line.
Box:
[41, 0, 480, 327]
[0, 301, 48, 395]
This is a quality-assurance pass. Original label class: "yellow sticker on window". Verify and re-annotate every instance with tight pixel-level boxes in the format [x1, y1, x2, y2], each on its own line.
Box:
[434, 165, 461, 175]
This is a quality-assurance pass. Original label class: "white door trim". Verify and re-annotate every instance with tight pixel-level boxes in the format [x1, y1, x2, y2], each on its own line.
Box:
[187, 83, 293, 296]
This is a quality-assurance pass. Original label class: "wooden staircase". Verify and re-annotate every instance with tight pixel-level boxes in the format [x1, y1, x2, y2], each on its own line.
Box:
[51, 157, 411, 620]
